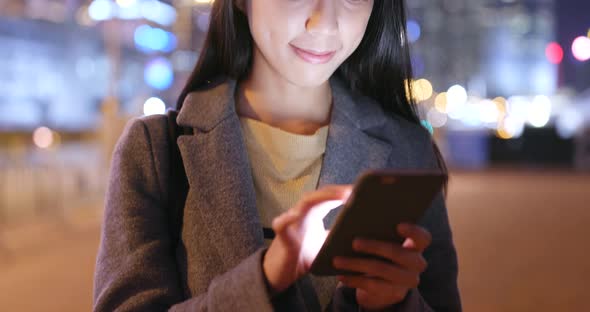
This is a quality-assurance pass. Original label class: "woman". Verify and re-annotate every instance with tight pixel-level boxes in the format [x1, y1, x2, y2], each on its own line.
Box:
[93, 0, 461, 311]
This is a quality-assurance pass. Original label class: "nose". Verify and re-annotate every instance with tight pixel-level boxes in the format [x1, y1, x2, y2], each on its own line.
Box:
[306, 0, 338, 36]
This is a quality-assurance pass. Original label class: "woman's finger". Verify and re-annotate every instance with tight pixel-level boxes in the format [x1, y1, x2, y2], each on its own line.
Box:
[294, 185, 352, 216]
[333, 257, 420, 288]
[274, 185, 351, 232]
[272, 211, 300, 234]
[352, 239, 428, 273]
[337, 275, 409, 306]
[397, 223, 432, 252]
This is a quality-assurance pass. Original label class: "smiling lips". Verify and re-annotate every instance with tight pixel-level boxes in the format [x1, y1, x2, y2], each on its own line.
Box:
[290, 44, 336, 64]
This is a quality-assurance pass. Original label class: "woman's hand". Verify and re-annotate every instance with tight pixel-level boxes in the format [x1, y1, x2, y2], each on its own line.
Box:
[333, 223, 432, 310]
[262, 185, 353, 295]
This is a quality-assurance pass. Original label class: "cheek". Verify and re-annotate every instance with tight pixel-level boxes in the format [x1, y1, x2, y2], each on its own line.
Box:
[340, 12, 373, 56]
[248, 2, 298, 52]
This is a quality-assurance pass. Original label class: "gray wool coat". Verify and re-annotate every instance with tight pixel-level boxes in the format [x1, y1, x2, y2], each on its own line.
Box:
[93, 76, 462, 312]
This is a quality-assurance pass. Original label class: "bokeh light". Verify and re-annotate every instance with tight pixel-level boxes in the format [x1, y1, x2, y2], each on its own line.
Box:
[492, 97, 508, 117]
[446, 85, 468, 120]
[134, 25, 177, 53]
[527, 95, 552, 128]
[116, 0, 137, 8]
[144, 57, 174, 90]
[407, 19, 422, 43]
[545, 42, 564, 64]
[501, 115, 525, 139]
[143, 97, 166, 116]
[496, 127, 513, 140]
[33, 127, 55, 149]
[435, 92, 448, 113]
[88, 0, 114, 21]
[478, 99, 500, 124]
[447, 85, 468, 106]
[412, 78, 434, 102]
[556, 106, 584, 139]
[139, 0, 177, 26]
[572, 36, 590, 61]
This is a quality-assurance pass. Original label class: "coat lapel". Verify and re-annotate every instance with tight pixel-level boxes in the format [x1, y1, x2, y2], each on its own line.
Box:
[308, 77, 394, 309]
[176, 79, 264, 270]
[318, 77, 393, 228]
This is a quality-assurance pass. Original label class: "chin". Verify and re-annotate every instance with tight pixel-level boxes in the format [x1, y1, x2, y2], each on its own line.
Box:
[281, 66, 337, 88]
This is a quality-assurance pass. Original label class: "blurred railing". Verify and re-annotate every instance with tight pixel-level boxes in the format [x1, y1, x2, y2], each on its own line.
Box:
[0, 143, 107, 226]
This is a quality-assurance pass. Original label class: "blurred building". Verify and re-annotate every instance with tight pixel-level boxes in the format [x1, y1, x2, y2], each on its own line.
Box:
[406, 0, 590, 169]
[0, 0, 202, 132]
[0, 0, 588, 170]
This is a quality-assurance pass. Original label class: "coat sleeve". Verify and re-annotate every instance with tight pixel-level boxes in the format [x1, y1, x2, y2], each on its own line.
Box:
[92, 117, 275, 312]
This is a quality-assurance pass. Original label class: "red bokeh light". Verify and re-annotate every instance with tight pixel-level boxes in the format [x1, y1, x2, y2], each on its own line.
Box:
[545, 42, 564, 64]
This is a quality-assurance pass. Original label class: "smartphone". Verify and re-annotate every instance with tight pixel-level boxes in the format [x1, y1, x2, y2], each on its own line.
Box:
[309, 170, 446, 276]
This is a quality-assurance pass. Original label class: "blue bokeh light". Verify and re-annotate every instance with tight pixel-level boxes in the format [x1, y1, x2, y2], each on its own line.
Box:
[407, 19, 422, 43]
[144, 57, 174, 90]
[134, 25, 177, 53]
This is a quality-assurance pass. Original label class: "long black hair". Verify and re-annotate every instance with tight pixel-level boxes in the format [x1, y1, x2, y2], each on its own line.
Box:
[176, 0, 449, 191]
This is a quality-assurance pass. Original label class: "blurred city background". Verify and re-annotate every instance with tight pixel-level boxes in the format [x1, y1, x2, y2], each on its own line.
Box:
[0, 0, 588, 311]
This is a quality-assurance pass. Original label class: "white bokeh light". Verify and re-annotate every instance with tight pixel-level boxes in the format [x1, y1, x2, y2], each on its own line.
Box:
[479, 99, 500, 124]
[33, 127, 54, 149]
[572, 36, 590, 62]
[446, 85, 468, 120]
[447, 85, 468, 106]
[88, 0, 115, 21]
[556, 107, 584, 138]
[143, 97, 166, 116]
[503, 115, 525, 138]
[528, 95, 552, 128]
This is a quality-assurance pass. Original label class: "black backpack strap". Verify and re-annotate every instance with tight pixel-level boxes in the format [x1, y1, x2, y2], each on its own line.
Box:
[263, 227, 276, 240]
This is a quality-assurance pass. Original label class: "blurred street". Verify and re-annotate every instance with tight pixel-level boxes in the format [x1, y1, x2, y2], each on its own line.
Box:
[0, 169, 588, 312]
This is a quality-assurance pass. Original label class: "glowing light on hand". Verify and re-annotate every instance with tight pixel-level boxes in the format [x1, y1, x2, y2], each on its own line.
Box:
[299, 200, 344, 266]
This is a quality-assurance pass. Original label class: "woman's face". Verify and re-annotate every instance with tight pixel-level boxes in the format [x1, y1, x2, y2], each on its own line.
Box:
[244, 0, 374, 87]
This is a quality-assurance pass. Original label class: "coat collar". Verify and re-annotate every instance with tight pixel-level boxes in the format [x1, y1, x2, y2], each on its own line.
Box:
[176, 75, 390, 133]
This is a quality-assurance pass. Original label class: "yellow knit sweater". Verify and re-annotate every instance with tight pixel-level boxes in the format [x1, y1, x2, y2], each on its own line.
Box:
[240, 116, 329, 229]
[239, 116, 335, 310]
